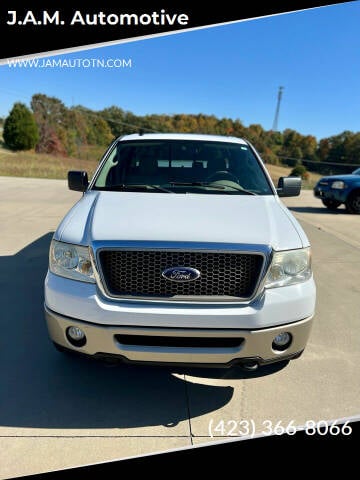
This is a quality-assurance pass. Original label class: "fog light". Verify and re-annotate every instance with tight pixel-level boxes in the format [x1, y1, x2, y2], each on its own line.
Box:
[66, 326, 86, 347]
[272, 332, 292, 351]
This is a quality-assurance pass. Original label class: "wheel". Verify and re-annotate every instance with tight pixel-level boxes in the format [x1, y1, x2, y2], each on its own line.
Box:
[345, 191, 360, 214]
[322, 199, 341, 210]
[205, 170, 240, 183]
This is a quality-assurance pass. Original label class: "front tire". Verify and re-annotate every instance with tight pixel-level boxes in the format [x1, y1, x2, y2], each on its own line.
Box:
[345, 192, 360, 214]
[322, 199, 341, 210]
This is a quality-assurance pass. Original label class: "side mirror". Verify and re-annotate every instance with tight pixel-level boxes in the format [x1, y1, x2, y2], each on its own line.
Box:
[68, 171, 89, 192]
[277, 176, 301, 197]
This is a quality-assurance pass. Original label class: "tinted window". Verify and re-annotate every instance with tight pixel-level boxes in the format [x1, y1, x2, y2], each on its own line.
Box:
[93, 140, 273, 195]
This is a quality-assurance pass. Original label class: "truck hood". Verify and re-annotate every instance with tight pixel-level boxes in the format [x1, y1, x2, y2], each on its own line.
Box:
[56, 191, 306, 250]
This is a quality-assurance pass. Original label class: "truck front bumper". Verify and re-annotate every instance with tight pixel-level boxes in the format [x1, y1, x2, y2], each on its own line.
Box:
[44, 272, 315, 367]
[45, 305, 313, 367]
[314, 186, 348, 203]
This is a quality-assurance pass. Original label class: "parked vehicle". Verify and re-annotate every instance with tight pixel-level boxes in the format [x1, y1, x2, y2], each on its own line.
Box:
[44, 133, 316, 370]
[313, 167, 360, 213]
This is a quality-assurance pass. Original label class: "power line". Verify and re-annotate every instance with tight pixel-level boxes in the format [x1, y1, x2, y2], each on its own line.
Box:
[73, 106, 159, 133]
[30, 100, 159, 134]
[0, 88, 158, 134]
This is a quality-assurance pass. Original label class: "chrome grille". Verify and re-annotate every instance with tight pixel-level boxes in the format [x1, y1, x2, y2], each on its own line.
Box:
[98, 250, 264, 299]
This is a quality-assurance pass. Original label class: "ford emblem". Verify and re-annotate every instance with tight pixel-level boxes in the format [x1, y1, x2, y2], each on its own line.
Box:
[162, 266, 201, 282]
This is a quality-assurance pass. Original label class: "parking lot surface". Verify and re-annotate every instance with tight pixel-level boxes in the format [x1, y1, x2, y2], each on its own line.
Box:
[1, 178, 359, 478]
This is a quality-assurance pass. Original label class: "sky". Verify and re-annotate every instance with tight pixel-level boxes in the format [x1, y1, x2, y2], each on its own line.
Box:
[0, 2, 360, 140]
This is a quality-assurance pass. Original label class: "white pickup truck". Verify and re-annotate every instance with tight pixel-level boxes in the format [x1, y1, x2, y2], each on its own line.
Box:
[44, 133, 316, 370]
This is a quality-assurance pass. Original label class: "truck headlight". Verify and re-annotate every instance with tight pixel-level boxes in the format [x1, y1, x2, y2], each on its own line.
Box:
[331, 180, 346, 189]
[49, 240, 95, 283]
[265, 247, 312, 288]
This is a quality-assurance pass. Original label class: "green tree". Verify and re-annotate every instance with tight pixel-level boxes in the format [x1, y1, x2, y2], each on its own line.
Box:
[86, 115, 113, 145]
[317, 138, 330, 162]
[31, 94, 67, 155]
[317, 130, 360, 164]
[99, 106, 128, 137]
[3, 102, 39, 150]
[290, 164, 309, 179]
[300, 135, 318, 160]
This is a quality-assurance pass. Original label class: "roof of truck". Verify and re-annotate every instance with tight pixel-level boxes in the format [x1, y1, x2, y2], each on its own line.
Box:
[118, 132, 248, 145]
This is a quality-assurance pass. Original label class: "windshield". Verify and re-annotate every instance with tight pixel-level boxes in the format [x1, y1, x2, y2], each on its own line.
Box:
[352, 168, 360, 175]
[92, 140, 273, 195]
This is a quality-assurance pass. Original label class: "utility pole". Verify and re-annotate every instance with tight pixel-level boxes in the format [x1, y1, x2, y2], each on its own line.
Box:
[272, 86, 284, 132]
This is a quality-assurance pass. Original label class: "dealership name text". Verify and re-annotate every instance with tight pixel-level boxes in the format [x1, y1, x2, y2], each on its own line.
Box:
[5, 10, 189, 26]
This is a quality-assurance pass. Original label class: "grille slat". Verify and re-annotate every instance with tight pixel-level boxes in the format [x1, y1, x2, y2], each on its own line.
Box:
[98, 250, 264, 299]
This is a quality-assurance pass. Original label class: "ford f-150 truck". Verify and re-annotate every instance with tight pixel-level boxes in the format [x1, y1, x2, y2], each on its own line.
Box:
[44, 133, 316, 370]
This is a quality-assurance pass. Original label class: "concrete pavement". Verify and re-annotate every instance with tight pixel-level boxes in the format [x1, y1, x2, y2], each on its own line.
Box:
[284, 190, 360, 249]
[0, 178, 359, 478]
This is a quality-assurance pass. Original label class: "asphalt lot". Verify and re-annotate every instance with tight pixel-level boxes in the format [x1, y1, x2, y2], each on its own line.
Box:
[1, 177, 360, 478]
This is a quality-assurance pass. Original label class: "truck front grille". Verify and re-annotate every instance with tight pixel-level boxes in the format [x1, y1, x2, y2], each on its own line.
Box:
[98, 250, 264, 300]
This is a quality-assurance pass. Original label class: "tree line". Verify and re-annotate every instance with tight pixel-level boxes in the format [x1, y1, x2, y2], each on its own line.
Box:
[3, 93, 360, 170]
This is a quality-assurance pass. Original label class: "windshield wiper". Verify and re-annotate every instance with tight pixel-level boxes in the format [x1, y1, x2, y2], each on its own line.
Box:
[212, 183, 258, 195]
[101, 184, 174, 193]
[168, 181, 226, 190]
[168, 181, 257, 195]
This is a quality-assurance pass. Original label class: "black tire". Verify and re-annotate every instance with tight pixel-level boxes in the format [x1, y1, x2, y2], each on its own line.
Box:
[345, 191, 360, 214]
[322, 199, 341, 210]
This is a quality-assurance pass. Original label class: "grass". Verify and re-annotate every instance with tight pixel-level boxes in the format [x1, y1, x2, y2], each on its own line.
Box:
[0, 147, 100, 180]
[264, 162, 322, 190]
[0, 146, 322, 189]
